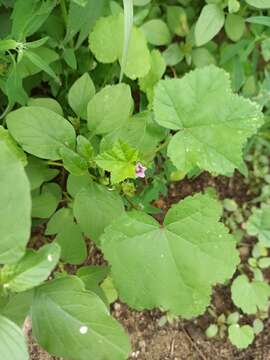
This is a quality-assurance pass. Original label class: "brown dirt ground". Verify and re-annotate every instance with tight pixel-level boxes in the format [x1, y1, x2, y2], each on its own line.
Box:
[28, 171, 270, 360]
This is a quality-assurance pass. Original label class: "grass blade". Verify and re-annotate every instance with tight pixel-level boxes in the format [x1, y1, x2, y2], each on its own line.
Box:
[120, 0, 133, 82]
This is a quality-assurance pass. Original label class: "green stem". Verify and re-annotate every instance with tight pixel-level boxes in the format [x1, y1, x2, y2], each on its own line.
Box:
[60, 0, 68, 26]
[46, 161, 64, 167]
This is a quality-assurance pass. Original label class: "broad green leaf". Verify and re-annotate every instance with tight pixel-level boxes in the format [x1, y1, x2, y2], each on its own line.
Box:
[245, 0, 270, 8]
[59, 147, 88, 176]
[100, 276, 118, 304]
[11, 0, 56, 40]
[77, 266, 109, 302]
[228, 324, 254, 349]
[100, 111, 166, 161]
[246, 206, 270, 246]
[74, 180, 124, 244]
[0, 290, 33, 327]
[55, 223, 87, 265]
[96, 141, 139, 184]
[231, 275, 270, 314]
[32, 276, 131, 360]
[153, 65, 263, 176]
[5, 62, 28, 106]
[89, 13, 151, 79]
[67, 173, 93, 198]
[0, 142, 31, 264]
[0, 315, 28, 360]
[46, 208, 87, 265]
[225, 14, 245, 42]
[195, 4, 225, 46]
[101, 193, 239, 318]
[63, 48, 77, 69]
[1, 243, 60, 292]
[87, 83, 133, 135]
[163, 44, 184, 67]
[66, 0, 110, 47]
[68, 73, 95, 119]
[28, 97, 63, 116]
[77, 135, 94, 160]
[0, 126, 27, 165]
[32, 183, 61, 219]
[25, 156, 59, 190]
[46, 208, 73, 235]
[139, 49, 166, 104]
[192, 48, 216, 68]
[141, 19, 172, 46]
[7, 106, 76, 160]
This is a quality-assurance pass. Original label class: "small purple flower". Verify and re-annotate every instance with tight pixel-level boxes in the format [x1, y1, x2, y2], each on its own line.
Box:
[135, 162, 147, 178]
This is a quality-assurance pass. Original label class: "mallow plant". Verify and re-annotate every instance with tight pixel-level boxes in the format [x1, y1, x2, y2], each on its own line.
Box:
[0, 0, 266, 359]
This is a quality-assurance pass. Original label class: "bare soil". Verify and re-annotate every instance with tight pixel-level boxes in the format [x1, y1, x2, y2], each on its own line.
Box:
[29, 171, 270, 360]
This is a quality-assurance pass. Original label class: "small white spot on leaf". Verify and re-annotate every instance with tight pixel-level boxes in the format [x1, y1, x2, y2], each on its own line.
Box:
[79, 325, 88, 334]
[47, 254, 53, 262]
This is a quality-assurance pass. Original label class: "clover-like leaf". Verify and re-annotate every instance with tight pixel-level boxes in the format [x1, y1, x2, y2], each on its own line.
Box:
[101, 193, 239, 318]
[96, 141, 139, 184]
[246, 206, 270, 247]
[89, 13, 151, 79]
[32, 276, 131, 360]
[153, 65, 263, 176]
[231, 275, 270, 314]
[228, 324, 254, 349]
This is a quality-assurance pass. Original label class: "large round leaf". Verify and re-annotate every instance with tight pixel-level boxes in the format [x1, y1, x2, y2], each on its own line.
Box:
[101, 193, 239, 318]
[32, 276, 130, 360]
[153, 65, 263, 176]
[6, 106, 76, 160]
[0, 142, 31, 264]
